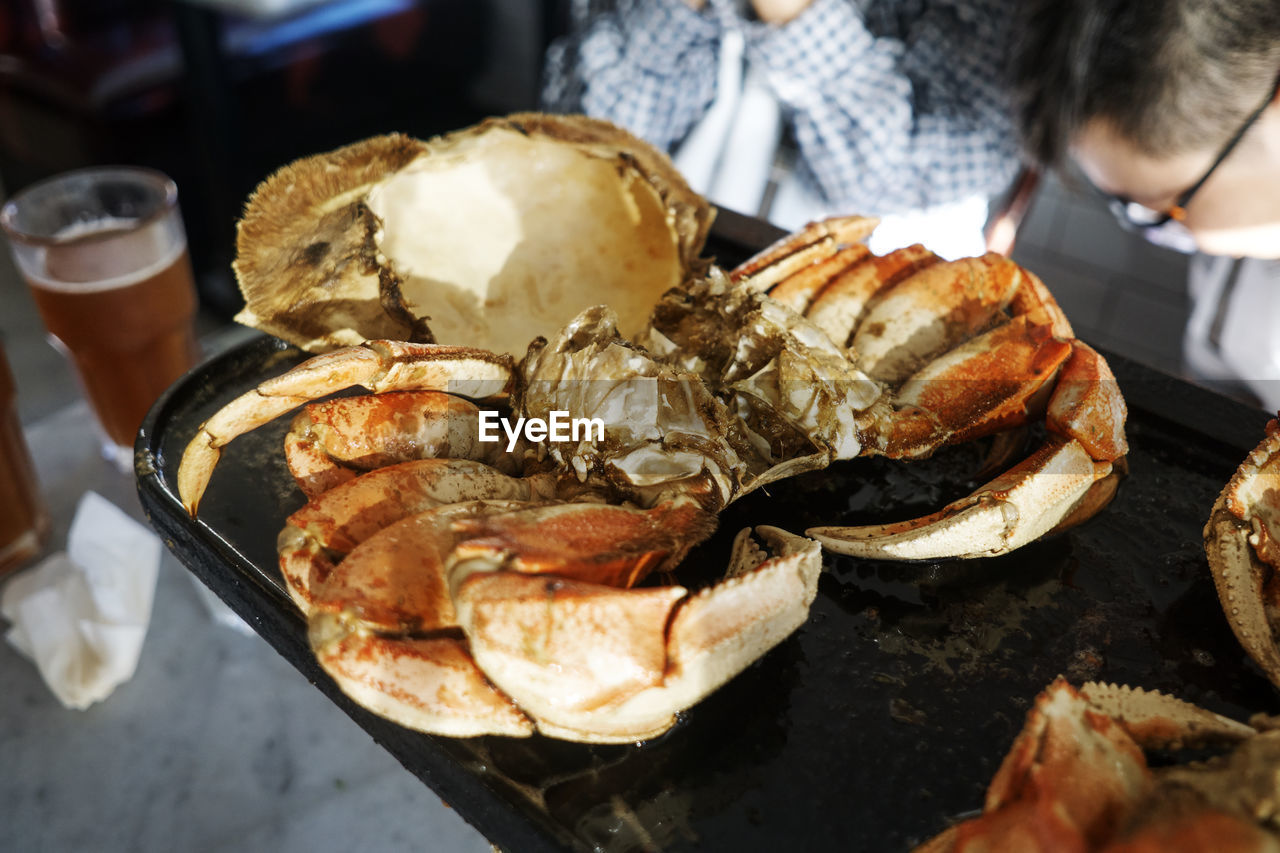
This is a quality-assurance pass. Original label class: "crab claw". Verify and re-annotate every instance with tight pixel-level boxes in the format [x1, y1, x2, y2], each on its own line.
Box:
[309, 617, 536, 739]
[178, 340, 514, 516]
[916, 679, 1262, 853]
[810, 436, 1111, 560]
[450, 525, 821, 743]
[305, 500, 541, 739]
[984, 679, 1151, 848]
[929, 679, 1152, 852]
[1204, 418, 1280, 689]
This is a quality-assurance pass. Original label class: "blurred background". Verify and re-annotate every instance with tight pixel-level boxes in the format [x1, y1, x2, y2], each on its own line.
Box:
[0, 2, 1243, 851]
[0, 0, 1205, 389]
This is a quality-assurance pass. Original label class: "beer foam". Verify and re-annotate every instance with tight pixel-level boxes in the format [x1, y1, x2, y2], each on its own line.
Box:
[55, 216, 138, 241]
[26, 218, 186, 293]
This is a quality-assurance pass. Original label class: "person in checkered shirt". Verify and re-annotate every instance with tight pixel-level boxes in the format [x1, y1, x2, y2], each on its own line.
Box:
[542, 0, 1023, 257]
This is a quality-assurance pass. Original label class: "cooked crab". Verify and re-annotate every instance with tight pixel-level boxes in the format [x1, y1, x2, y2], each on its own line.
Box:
[177, 115, 1130, 741]
[186, 311, 825, 743]
[173, 251, 1122, 740]
[1205, 417, 1280, 690]
[916, 678, 1280, 852]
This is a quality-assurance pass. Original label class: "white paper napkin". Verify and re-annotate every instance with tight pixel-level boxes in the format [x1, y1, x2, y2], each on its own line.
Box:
[1, 491, 161, 709]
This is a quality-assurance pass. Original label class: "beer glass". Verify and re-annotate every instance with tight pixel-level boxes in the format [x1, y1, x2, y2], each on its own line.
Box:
[1, 167, 201, 472]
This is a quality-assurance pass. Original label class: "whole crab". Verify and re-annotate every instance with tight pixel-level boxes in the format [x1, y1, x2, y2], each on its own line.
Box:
[917, 678, 1280, 852]
[177, 116, 1129, 742]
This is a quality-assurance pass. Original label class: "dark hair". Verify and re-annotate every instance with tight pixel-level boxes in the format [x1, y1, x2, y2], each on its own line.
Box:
[1009, 0, 1280, 169]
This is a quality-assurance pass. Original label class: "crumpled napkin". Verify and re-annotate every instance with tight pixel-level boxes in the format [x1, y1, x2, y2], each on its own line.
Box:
[1, 491, 160, 709]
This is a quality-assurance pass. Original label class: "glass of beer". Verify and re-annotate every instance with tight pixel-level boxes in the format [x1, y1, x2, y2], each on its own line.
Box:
[1, 167, 201, 472]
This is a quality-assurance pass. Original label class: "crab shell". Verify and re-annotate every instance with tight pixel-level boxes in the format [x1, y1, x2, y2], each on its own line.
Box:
[232, 113, 713, 355]
[1205, 418, 1280, 689]
[916, 679, 1278, 853]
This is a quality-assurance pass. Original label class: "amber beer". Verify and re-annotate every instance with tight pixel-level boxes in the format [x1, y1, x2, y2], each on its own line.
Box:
[2, 168, 200, 467]
[0, 344, 48, 575]
[25, 228, 200, 448]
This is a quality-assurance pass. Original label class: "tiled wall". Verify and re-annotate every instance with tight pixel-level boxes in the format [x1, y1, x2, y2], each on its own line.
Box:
[1009, 174, 1191, 378]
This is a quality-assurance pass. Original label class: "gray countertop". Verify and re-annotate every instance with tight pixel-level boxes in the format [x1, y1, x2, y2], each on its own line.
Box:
[0, 322, 491, 852]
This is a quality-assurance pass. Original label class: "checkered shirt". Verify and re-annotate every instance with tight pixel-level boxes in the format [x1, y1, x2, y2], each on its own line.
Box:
[542, 0, 1023, 214]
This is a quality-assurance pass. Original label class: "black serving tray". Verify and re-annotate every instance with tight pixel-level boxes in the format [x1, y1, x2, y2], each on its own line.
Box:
[137, 209, 1280, 851]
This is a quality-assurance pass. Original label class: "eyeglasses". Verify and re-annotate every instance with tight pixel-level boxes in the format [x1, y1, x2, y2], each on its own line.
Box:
[1103, 73, 1280, 253]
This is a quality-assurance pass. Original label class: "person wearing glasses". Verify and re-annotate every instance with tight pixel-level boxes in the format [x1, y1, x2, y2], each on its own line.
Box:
[1009, 0, 1280, 408]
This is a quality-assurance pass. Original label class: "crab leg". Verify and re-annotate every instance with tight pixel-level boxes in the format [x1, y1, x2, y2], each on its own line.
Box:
[802, 243, 938, 348]
[451, 525, 820, 743]
[277, 458, 554, 610]
[850, 253, 1027, 383]
[764, 243, 871, 314]
[1204, 419, 1280, 688]
[875, 330, 1124, 467]
[284, 390, 524, 498]
[809, 436, 1110, 559]
[886, 315, 1074, 455]
[1045, 342, 1128, 462]
[1008, 266, 1074, 339]
[729, 215, 879, 291]
[178, 340, 514, 515]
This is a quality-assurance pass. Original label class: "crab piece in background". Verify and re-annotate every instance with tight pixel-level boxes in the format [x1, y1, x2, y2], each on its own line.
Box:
[665, 217, 1129, 560]
[231, 114, 712, 355]
[1205, 418, 1280, 689]
[916, 679, 1279, 853]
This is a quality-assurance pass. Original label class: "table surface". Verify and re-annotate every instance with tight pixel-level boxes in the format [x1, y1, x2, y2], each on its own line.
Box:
[0, 325, 492, 853]
[135, 212, 1280, 851]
